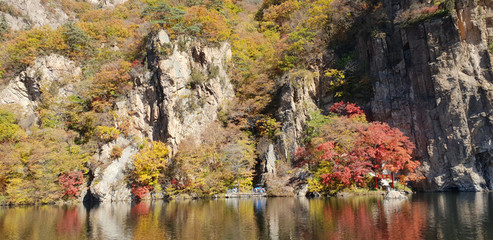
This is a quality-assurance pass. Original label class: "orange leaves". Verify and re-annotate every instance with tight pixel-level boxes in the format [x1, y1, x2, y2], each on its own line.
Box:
[356, 122, 418, 174]
[91, 59, 132, 103]
[183, 5, 230, 42]
[78, 18, 135, 45]
[262, 0, 300, 27]
[3, 26, 67, 71]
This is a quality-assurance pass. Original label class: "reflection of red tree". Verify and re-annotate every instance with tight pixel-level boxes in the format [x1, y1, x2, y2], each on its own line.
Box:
[56, 208, 82, 235]
[132, 201, 151, 217]
[131, 184, 152, 200]
[319, 199, 427, 240]
[387, 202, 427, 240]
[333, 203, 375, 240]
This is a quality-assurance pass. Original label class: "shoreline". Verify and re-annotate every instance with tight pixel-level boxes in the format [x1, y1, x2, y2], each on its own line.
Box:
[7, 190, 493, 207]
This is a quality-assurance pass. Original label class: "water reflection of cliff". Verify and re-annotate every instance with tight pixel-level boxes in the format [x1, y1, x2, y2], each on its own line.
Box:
[420, 193, 493, 240]
[0, 193, 492, 239]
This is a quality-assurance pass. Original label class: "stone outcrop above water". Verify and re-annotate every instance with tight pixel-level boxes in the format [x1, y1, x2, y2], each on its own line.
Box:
[90, 138, 137, 202]
[385, 190, 408, 200]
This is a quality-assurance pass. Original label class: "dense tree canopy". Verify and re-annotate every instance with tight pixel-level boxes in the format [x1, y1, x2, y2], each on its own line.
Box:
[297, 102, 420, 194]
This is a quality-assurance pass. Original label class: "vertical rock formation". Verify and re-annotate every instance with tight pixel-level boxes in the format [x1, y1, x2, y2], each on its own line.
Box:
[121, 30, 235, 151]
[367, 0, 493, 190]
[90, 31, 235, 201]
[275, 74, 319, 163]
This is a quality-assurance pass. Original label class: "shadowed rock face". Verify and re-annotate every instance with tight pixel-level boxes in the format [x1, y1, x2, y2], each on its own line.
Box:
[0, 54, 81, 128]
[367, 0, 493, 191]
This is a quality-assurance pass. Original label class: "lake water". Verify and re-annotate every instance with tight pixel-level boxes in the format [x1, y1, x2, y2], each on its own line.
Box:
[0, 193, 492, 240]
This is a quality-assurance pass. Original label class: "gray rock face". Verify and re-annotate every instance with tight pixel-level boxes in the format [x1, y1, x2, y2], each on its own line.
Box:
[275, 72, 319, 163]
[0, 0, 69, 30]
[266, 144, 277, 175]
[123, 30, 234, 150]
[0, 54, 81, 127]
[366, 0, 493, 191]
[90, 137, 137, 202]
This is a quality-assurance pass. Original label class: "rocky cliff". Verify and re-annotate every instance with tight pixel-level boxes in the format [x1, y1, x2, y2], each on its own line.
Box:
[89, 31, 234, 201]
[0, 54, 81, 127]
[366, 0, 493, 191]
[0, 0, 69, 30]
[0, 28, 234, 202]
[118, 30, 234, 151]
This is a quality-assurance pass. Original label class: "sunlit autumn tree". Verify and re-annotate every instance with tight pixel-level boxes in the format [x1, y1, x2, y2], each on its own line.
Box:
[131, 141, 170, 199]
[170, 123, 256, 196]
[297, 102, 420, 194]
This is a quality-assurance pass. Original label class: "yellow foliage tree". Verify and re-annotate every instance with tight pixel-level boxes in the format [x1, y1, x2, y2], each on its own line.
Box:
[132, 141, 170, 187]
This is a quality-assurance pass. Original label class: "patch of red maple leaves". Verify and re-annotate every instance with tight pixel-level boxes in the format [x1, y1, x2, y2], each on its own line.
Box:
[131, 184, 152, 200]
[329, 101, 365, 117]
[59, 171, 84, 198]
[297, 102, 421, 188]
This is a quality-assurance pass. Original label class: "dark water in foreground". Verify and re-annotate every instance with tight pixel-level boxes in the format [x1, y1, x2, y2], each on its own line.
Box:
[0, 193, 492, 240]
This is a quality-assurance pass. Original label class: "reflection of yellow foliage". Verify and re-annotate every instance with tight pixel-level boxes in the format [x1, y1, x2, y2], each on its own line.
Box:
[133, 203, 167, 240]
[163, 200, 259, 239]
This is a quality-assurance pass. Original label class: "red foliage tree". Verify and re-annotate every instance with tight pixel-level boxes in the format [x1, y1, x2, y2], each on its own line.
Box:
[312, 141, 372, 187]
[131, 184, 152, 200]
[329, 101, 364, 117]
[354, 122, 418, 174]
[298, 102, 421, 191]
[59, 171, 84, 198]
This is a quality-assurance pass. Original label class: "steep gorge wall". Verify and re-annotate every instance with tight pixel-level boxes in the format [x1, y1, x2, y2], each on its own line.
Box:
[0, 29, 234, 202]
[366, 0, 493, 191]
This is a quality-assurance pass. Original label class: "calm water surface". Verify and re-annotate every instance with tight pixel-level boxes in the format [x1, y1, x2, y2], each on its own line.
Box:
[0, 193, 492, 240]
